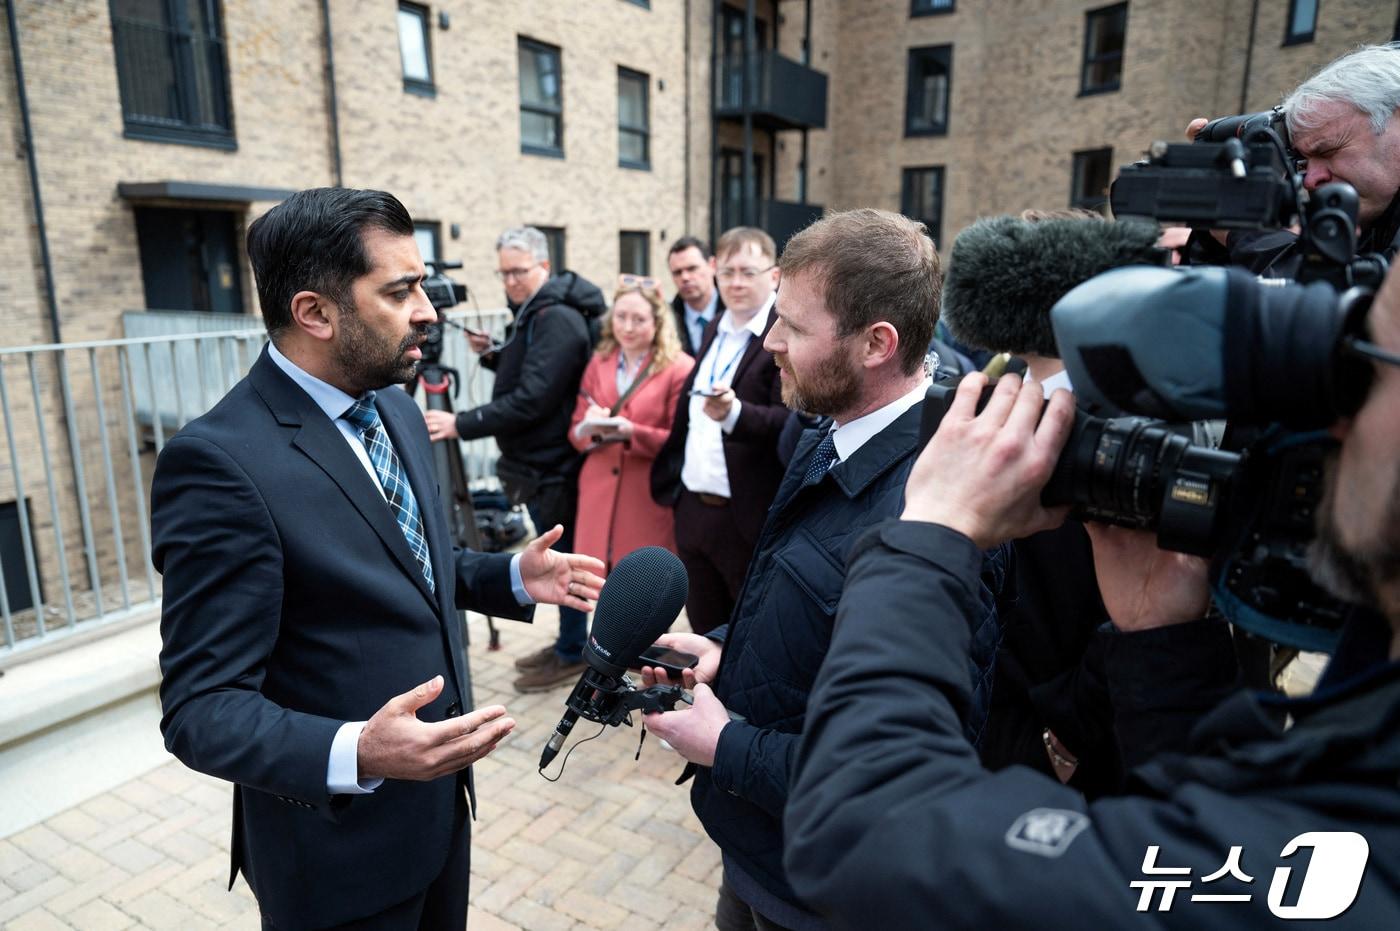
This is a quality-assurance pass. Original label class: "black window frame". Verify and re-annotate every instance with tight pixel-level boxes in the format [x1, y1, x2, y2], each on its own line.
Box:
[109, 0, 236, 149]
[413, 221, 443, 266]
[911, 0, 956, 15]
[1079, 2, 1128, 97]
[622, 0, 651, 7]
[1283, 0, 1318, 46]
[518, 37, 564, 158]
[900, 166, 946, 247]
[397, 2, 435, 97]
[617, 67, 651, 170]
[619, 231, 651, 276]
[905, 45, 953, 138]
[533, 226, 567, 274]
[1070, 147, 1114, 215]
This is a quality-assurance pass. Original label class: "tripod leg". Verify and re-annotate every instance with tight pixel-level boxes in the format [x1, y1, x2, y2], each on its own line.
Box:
[487, 616, 501, 651]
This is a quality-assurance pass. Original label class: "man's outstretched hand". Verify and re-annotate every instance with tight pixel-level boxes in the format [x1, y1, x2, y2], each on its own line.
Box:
[358, 675, 514, 781]
[520, 524, 606, 612]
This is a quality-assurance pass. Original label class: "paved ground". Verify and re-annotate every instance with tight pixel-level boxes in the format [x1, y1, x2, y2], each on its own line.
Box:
[0, 608, 722, 930]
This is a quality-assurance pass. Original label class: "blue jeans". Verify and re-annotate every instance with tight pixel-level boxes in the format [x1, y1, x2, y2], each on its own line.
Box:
[526, 498, 588, 663]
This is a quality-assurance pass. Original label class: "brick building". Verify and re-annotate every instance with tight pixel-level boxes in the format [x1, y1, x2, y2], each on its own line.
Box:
[1, 0, 1399, 654]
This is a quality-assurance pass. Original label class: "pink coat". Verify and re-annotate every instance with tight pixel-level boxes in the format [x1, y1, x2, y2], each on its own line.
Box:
[569, 350, 695, 569]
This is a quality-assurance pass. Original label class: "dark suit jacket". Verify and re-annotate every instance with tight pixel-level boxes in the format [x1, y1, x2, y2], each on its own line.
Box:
[670, 291, 725, 359]
[651, 308, 788, 546]
[152, 349, 532, 931]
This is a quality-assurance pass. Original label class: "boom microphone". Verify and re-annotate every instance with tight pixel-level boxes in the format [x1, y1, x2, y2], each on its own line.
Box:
[539, 547, 689, 769]
[940, 215, 1167, 358]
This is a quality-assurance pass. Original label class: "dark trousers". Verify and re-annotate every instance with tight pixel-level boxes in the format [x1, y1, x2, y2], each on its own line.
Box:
[715, 877, 796, 931]
[675, 490, 754, 635]
[261, 796, 471, 931]
[527, 480, 588, 661]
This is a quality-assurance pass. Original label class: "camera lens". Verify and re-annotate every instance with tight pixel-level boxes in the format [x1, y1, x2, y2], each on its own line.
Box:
[1044, 413, 1240, 556]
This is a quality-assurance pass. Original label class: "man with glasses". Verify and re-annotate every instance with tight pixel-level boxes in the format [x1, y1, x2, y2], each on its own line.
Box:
[424, 226, 605, 692]
[667, 235, 725, 357]
[653, 227, 788, 634]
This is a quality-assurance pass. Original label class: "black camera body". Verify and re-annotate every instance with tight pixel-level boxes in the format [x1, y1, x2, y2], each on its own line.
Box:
[420, 261, 470, 366]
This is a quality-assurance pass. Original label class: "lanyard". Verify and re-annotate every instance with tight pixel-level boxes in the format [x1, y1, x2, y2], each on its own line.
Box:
[706, 330, 748, 390]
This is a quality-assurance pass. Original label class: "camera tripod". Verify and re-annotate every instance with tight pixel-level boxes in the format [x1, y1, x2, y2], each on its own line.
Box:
[413, 357, 503, 653]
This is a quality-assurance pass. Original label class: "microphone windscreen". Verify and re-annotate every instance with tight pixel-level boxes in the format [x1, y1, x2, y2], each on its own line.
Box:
[585, 547, 689, 675]
[941, 215, 1165, 357]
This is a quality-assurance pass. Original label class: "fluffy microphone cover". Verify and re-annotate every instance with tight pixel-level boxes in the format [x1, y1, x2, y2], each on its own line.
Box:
[940, 215, 1165, 357]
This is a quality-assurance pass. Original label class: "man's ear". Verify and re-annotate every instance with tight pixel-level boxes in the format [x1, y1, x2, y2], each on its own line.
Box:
[707, 255, 717, 273]
[863, 321, 901, 369]
[289, 290, 336, 343]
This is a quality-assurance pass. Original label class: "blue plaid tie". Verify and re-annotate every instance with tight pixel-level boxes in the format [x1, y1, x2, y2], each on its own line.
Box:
[342, 394, 435, 593]
[803, 431, 840, 485]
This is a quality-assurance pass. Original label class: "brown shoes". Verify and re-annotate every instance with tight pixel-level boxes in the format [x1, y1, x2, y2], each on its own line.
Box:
[513, 650, 586, 693]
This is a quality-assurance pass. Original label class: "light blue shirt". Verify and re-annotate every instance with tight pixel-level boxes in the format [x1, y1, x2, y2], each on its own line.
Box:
[683, 288, 719, 353]
[267, 343, 530, 795]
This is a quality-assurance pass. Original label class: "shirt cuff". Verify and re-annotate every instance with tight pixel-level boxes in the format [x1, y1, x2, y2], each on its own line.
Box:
[510, 552, 534, 605]
[327, 721, 383, 795]
[720, 399, 742, 434]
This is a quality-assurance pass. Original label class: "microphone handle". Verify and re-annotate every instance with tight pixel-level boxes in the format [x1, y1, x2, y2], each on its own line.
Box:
[539, 707, 579, 769]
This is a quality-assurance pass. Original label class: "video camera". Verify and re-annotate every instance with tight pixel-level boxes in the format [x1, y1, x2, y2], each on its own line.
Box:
[924, 263, 1386, 651]
[1110, 106, 1386, 291]
[420, 260, 470, 365]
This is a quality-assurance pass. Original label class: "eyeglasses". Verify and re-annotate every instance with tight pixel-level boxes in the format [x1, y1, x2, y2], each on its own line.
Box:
[495, 264, 541, 281]
[717, 264, 776, 282]
[618, 274, 660, 291]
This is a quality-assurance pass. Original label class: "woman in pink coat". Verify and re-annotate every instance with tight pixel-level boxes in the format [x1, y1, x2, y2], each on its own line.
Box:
[570, 277, 695, 569]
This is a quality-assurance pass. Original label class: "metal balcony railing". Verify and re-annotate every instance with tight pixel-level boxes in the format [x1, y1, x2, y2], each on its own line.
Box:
[0, 308, 510, 663]
[714, 50, 828, 131]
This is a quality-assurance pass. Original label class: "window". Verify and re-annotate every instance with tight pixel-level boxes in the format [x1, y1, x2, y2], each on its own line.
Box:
[414, 222, 442, 267]
[622, 0, 651, 6]
[900, 167, 945, 247]
[534, 226, 567, 274]
[618, 68, 651, 169]
[110, 0, 234, 147]
[620, 231, 650, 276]
[911, 0, 955, 15]
[134, 207, 245, 313]
[397, 3, 434, 95]
[1080, 3, 1128, 95]
[1284, 0, 1318, 46]
[1070, 148, 1114, 215]
[906, 46, 952, 136]
[519, 38, 563, 156]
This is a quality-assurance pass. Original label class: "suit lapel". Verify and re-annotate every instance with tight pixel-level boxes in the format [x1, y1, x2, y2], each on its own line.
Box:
[729, 310, 776, 386]
[250, 354, 438, 614]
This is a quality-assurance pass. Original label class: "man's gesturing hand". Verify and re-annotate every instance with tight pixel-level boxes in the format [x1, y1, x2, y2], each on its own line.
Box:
[358, 675, 515, 781]
[901, 373, 1076, 548]
[520, 524, 607, 612]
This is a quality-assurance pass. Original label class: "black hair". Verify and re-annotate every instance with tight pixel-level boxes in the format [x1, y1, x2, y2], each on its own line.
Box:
[668, 235, 712, 260]
[246, 187, 415, 338]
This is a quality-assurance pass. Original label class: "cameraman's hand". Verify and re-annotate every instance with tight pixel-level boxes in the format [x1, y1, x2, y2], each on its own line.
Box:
[1084, 524, 1210, 632]
[467, 331, 494, 354]
[1186, 117, 1208, 141]
[424, 409, 459, 441]
[902, 373, 1075, 549]
[640, 632, 722, 689]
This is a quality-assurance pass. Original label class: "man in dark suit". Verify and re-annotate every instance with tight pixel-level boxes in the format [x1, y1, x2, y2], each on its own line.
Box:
[652, 227, 788, 634]
[666, 235, 724, 358]
[151, 188, 604, 931]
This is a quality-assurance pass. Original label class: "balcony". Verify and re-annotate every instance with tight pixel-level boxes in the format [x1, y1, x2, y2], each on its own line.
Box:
[714, 50, 828, 131]
[764, 200, 825, 252]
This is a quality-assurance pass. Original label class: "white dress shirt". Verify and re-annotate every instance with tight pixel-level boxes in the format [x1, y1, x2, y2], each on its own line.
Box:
[267, 343, 529, 795]
[680, 294, 774, 498]
[828, 377, 933, 465]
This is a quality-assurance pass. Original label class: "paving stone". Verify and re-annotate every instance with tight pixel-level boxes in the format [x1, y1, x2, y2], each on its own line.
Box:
[66, 898, 137, 930]
[122, 888, 204, 929]
[45, 808, 105, 844]
[554, 888, 631, 929]
[466, 905, 523, 931]
[500, 896, 577, 931]
[4, 906, 73, 931]
[6, 860, 58, 894]
[79, 793, 140, 826]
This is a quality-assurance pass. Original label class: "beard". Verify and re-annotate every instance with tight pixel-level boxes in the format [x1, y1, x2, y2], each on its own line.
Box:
[334, 304, 426, 394]
[1308, 454, 1400, 611]
[776, 341, 863, 416]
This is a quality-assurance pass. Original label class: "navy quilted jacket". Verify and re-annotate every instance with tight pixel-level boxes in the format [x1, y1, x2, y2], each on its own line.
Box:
[690, 401, 1010, 913]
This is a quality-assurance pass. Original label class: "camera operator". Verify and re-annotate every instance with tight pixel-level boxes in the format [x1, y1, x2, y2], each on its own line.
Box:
[1189, 43, 1400, 276]
[782, 264, 1400, 925]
